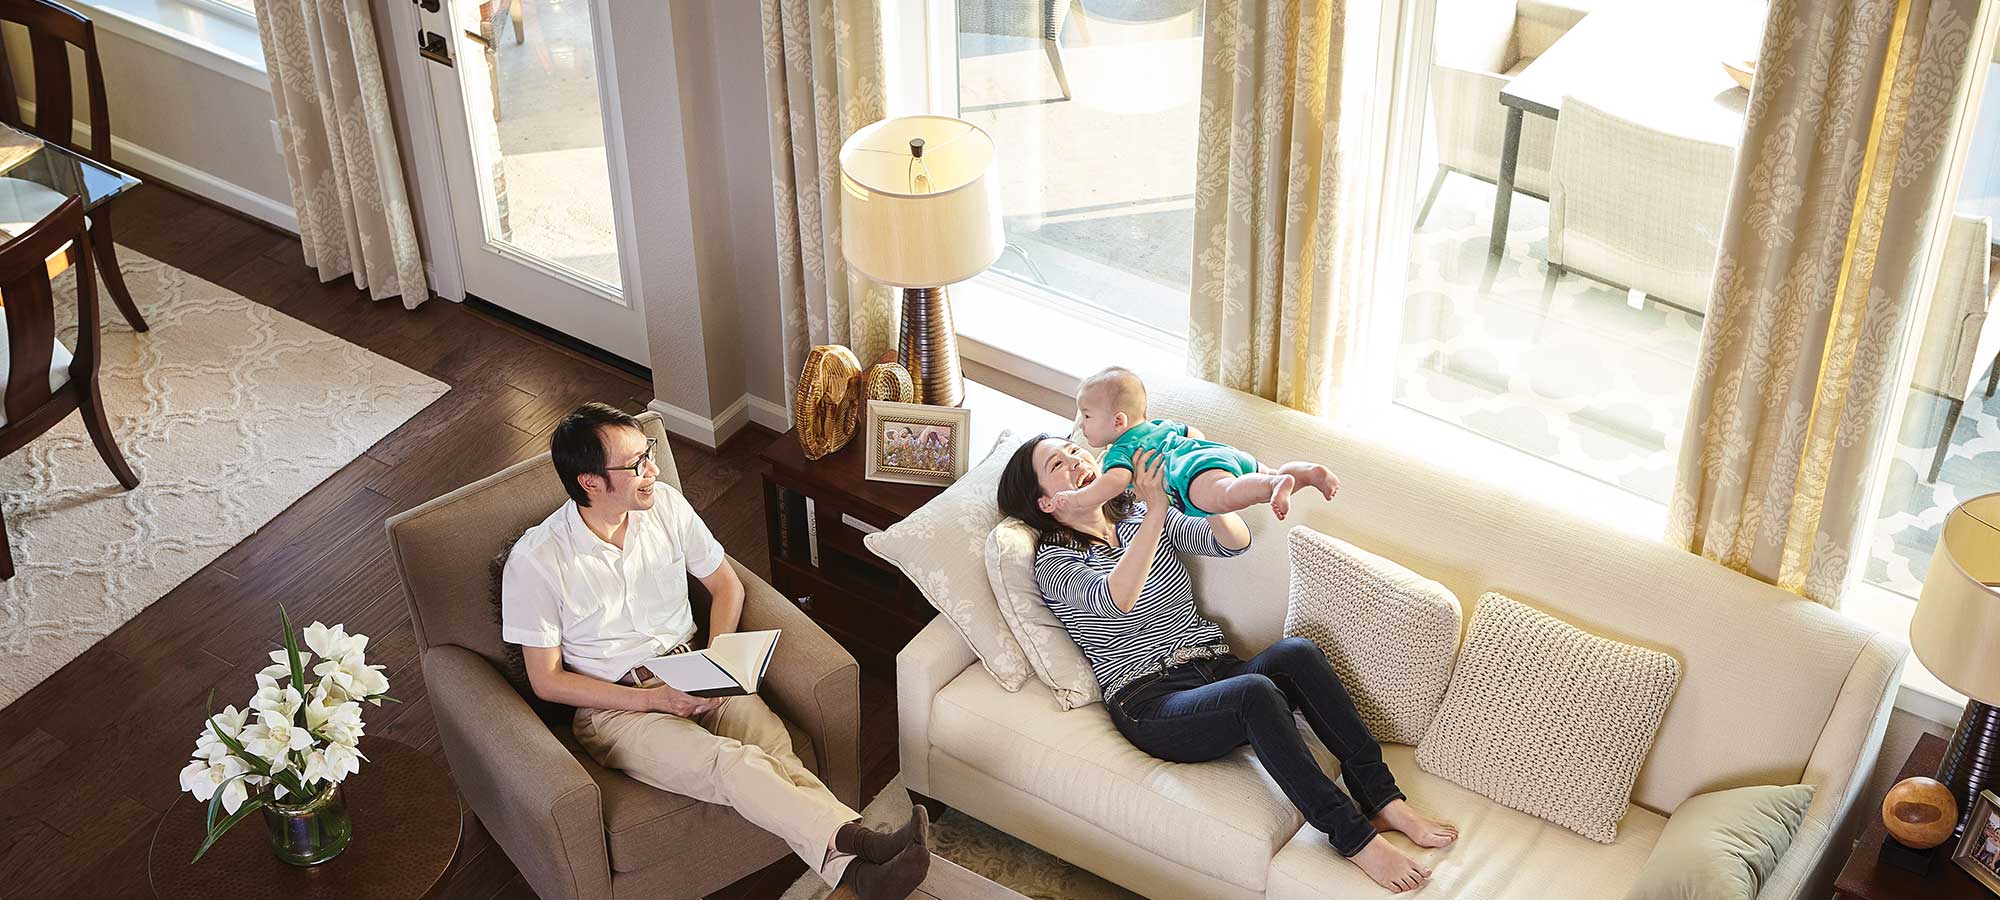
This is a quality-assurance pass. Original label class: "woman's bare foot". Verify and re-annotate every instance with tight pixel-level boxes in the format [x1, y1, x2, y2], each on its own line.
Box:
[1349, 834, 1429, 893]
[1270, 474, 1297, 520]
[1372, 799, 1458, 849]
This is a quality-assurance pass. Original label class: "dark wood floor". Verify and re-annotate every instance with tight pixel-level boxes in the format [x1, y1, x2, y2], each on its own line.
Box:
[0, 184, 902, 899]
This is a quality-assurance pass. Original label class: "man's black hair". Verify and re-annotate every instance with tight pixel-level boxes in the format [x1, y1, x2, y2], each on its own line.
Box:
[551, 402, 641, 507]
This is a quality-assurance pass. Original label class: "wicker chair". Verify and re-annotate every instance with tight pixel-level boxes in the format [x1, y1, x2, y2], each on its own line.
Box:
[1911, 214, 2000, 481]
[960, 0, 1087, 100]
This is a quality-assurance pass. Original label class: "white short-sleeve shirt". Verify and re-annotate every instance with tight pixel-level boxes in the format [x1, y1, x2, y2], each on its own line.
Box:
[500, 485, 727, 683]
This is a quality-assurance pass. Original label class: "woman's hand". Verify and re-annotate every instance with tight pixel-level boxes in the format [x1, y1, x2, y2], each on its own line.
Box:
[1131, 449, 1170, 512]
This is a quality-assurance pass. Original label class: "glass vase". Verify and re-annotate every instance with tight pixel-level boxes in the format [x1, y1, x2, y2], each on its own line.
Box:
[261, 782, 351, 866]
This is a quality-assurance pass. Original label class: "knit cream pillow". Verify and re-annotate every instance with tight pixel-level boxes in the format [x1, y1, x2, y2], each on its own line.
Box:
[1417, 592, 1681, 843]
[864, 431, 1035, 691]
[987, 518, 1101, 709]
[1282, 527, 1460, 744]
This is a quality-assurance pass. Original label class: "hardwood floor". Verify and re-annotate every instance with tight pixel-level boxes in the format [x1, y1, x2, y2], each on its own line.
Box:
[0, 184, 903, 899]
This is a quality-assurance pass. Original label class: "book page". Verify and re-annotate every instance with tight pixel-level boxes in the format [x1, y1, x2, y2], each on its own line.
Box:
[642, 652, 738, 694]
[708, 630, 781, 693]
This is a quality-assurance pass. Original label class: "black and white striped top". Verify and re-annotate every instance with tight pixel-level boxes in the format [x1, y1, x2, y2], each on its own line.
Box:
[1034, 502, 1249, 701]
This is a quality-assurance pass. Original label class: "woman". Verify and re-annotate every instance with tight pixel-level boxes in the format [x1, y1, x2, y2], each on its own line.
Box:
[996, 435, 1456, 894]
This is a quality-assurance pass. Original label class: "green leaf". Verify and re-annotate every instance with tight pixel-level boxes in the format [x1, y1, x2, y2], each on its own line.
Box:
[190, 796, 270, 864]
[206, 718, 270, 778]
[203, 772, 257, 834]
[280, 605, 307, 727]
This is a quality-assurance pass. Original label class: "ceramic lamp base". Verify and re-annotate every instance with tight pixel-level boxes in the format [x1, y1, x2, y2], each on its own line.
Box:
[898, 286, 962, 407]
[1939, 699, 2000, 835]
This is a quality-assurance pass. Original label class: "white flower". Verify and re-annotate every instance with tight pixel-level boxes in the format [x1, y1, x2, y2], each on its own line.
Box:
[303, 622, 367, 663]
[179, 755, 251, 813]
[250, 685, 304, 720]
[193, 705, 250, 761]
[255, 649, 309, 689]
[302, 742, 363, 784]
[312, 655, 389, 703]
[318, 702, 366, 747]
[239, 710, 313, 763]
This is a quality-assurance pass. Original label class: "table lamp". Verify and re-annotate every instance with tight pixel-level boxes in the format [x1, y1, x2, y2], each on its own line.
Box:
[839, 116, 1002, 407]
[1909, 491, 2000, 833]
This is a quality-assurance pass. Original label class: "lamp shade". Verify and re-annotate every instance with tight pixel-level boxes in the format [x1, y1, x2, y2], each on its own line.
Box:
[1911, 492, 2000, 705]
[839, 116, 1002, 288]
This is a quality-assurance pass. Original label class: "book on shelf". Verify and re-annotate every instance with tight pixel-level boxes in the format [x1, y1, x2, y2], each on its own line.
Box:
[640, 630, 781, 697]
[805, 496, 819, 567]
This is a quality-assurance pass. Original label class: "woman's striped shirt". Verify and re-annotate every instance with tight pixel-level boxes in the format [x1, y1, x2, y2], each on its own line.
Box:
[1033, 502, 1248, 701]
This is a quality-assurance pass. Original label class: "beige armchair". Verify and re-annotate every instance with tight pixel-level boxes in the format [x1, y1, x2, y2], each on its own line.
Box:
[384, 411, 861, 900]
[1911, 214, 2000, 481]
[1420, 0, 1583, 225]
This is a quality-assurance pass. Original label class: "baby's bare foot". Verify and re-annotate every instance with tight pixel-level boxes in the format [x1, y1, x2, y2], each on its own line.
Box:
[1349, 834, 1429, 893]
[1270, 474, 1296, 520]
[1304, 464, 1339, 500]
[1372, 799, 1458, 849]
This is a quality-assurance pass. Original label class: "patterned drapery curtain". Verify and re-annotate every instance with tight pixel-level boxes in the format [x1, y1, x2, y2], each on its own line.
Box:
[1186, 0, 1382, 415]
[1670, 0, 1991, 605]
[255, 0, 429, 308]
[762, 0, 894, 399]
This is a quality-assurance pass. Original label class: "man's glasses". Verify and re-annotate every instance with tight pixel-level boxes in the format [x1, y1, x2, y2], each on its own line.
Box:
[604, 438, 658, 479]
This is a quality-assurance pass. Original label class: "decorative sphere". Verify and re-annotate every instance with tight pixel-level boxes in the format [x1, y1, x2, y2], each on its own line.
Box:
[1883, 777, 1957, 849]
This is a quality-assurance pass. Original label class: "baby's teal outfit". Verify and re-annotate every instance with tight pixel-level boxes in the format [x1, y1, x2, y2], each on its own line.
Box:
[1099, 419, 1259, 516]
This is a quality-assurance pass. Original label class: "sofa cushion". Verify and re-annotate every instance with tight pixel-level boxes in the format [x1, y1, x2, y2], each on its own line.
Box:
[1282, 526, 1461, 744]
[585, 716, 819, 873]
[866, 432, 1036, 692]
[988, 518, 1101, 710]
[1623, 783, 1815, 900]
[1418, 593, 1681, 843]
[930, 664, 1330, 892]
[1266, 744, 1668, 900]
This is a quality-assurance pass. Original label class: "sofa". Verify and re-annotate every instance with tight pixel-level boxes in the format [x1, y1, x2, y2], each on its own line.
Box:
[896, 376, 1905, 900]
[384, 411, 862, 900]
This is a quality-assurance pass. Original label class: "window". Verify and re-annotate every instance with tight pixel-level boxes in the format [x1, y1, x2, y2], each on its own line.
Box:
[194, 0, 254, 19]
[917, 0, 1202, 350]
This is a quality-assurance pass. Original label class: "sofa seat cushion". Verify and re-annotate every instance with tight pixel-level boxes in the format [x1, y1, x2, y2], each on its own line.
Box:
[932, 665, 1327, 892]
[1266, 744, 1667, 900]
[578, 718, 819, 873]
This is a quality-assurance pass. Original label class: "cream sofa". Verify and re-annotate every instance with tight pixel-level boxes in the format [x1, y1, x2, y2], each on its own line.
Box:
[896, 376, 1905, 900]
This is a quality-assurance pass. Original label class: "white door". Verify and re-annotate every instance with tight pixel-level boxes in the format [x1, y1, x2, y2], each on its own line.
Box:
[411, 0, 648, 364]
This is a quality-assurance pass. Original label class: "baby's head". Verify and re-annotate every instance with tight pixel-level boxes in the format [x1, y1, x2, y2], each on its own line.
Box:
[1076, 367, 1147, 447]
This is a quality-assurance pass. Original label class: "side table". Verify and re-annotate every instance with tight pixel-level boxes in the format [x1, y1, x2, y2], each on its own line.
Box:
[1834, 732, 1993, 899]
[149, 736, 461, 900]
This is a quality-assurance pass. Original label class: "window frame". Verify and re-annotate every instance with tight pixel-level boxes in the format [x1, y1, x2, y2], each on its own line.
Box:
[66, 0, 267, 89]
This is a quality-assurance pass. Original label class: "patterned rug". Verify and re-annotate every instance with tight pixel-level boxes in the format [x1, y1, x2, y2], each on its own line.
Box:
[1864, 387, 2000, 598]
[778, 778, 1139, 900]
[0, 248, 449, 709]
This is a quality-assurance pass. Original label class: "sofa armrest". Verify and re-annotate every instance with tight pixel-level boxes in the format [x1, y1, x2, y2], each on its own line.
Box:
[733, 557, 863, 810]
[1757, 630, 1909, 900]
[896, 616, 977, 797]
[424, 644, 611, 900]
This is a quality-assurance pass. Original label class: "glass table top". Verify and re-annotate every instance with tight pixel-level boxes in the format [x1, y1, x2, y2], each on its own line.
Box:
[0, 122, 140, 238]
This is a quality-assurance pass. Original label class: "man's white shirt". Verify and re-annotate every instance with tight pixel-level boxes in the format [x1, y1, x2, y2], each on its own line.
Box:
[501, 485, 727, 683]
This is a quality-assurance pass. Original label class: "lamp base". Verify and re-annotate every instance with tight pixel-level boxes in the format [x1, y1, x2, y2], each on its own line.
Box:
[1938, 699, 2000, 835]
[898, 286, 963, 407]
[1877, 836, 1937, 875]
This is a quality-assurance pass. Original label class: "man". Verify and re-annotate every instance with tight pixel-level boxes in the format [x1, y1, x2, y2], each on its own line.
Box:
[502, 403, 929, 899]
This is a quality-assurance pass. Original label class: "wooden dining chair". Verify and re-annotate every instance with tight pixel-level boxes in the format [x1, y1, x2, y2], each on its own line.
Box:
[0, 195, 138, 578]
[0, 0, 148, 334]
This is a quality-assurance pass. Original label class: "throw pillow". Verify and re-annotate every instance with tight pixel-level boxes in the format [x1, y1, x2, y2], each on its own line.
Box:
[1416, 592, 1682, 843]
[1623, 783, 1816, 900]
[864, 431, 1035, 691]
[1282, 527, 1461, 745]
[987, 518, 1100, 709]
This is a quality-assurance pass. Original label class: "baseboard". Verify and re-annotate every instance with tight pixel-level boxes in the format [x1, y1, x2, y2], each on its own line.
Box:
[20, 98, 298, 233]
[648, 393, 790, 448]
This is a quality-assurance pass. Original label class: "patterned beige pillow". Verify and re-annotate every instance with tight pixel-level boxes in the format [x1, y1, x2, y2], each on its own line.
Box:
[987, 518, 1100, 709]
[1417, 592, 1681, 843]
[864, 432, 1034, 691]
[1282, 526, 1460, 744]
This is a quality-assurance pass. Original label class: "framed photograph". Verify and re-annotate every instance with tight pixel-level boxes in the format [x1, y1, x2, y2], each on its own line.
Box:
[1954, 788, 2000, 893]
[864, 400, 971, 487]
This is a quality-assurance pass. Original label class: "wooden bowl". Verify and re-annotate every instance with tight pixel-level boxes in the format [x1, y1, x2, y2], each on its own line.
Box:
[1883, 776, 1957, 849]
[1722, 60, 1756, 90]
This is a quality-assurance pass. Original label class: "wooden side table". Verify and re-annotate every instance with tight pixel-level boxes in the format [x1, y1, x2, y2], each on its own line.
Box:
[760, 381, 1068, 671]
[1834, 732, 1993, 899]
[149, 737, 461, 900]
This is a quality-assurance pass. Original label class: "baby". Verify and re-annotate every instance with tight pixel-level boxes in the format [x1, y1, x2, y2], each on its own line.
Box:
[1054, 367, 1339, 520]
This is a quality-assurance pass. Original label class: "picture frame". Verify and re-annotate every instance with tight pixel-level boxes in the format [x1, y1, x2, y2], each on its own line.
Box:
[864, 400, 971, 487]
[1954, 788, 2000, 894]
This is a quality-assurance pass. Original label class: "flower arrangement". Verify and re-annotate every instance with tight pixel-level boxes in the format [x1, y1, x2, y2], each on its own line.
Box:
[179, 608, 393, 863]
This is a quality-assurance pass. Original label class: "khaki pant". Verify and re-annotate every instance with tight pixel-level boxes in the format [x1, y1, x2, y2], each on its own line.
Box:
[573, 689, 859, 885]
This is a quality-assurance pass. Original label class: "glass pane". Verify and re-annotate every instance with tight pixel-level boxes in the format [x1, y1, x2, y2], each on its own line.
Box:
[1392, 2, 1762, 502]
[955, 0, 1202, 339]
[456, 0, 622, 290]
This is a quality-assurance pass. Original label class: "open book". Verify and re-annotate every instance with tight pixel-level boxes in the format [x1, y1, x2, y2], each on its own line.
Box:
[641, 629, 781, 698]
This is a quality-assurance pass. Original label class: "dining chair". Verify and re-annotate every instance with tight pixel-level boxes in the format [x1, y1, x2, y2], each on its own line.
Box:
[0, 0, 148, 334]
[0, 195, 139, 578]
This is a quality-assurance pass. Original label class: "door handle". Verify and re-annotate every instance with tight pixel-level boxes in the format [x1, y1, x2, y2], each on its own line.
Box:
[417, 29, 453, 67]
[413, 0, 439, 11]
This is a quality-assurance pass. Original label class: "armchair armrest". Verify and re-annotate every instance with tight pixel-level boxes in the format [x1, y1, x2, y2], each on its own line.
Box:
[424, 644, 611, 900]
[896, 616, 977, 797]
[733, 557, 863, 810]
[1757, 630, 1908, 900]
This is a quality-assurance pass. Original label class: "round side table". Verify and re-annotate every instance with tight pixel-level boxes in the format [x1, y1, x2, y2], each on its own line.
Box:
[149, 736, 461, 900]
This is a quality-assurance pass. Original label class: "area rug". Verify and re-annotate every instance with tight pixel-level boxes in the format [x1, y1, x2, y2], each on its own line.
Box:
[0, 248, 449, 708]
[778, 777, 1140, 900]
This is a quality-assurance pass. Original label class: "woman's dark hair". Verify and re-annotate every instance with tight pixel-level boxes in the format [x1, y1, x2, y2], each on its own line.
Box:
[551, 402, 640, 507]
[996, 434, 1136, 552]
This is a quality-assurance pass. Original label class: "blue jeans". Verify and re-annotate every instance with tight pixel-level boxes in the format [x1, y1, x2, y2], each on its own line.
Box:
[1106, 637, 1403, 857]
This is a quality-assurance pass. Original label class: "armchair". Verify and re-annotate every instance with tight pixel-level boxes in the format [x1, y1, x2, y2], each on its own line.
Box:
[384, 411, 860, 900]
[1420, 0, 1575, 225]
[1911, 214, 2000, 481]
